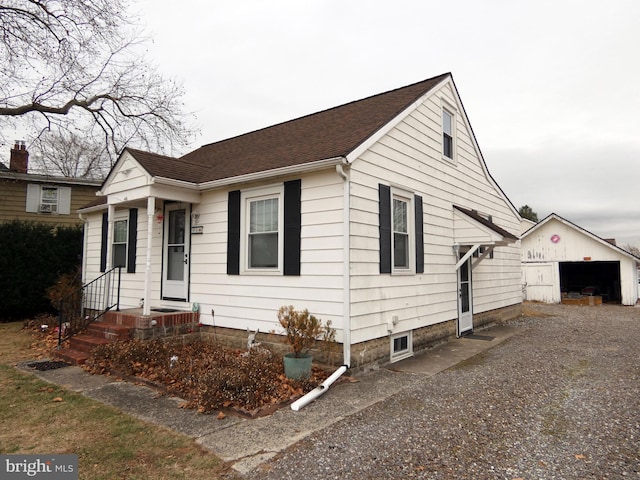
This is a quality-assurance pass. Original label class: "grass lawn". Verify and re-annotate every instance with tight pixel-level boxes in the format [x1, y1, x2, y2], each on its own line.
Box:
[0, 321, 239, 480]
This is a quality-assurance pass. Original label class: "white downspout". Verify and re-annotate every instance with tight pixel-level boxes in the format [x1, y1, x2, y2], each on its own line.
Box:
[291, 365, 348, 411]
[143, 196, 155, 316]
[336, 162, 351, 367]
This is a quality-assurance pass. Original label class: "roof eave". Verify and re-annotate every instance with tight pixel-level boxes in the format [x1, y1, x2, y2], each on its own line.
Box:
[197, 156, 347, 191]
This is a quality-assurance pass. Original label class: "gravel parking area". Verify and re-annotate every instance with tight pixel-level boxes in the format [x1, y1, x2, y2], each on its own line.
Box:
[246, 303, 640, 479]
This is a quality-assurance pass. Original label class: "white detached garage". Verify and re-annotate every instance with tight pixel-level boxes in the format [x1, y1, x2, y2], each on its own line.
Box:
[521, 213, 639, 306]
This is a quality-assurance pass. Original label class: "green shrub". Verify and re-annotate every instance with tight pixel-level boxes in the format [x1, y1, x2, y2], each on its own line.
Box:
[0, 221, 83, 320]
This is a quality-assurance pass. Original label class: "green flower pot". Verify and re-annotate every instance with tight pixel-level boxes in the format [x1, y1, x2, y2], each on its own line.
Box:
[283, 353, 312, 380]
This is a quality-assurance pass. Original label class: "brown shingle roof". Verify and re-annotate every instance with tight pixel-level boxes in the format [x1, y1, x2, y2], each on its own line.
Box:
[125, 148, 210, 183]
[129, 73, 450, 184]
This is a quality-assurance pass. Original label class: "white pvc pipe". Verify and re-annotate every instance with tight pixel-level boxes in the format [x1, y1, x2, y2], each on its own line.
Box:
[290, 365, 348, 411]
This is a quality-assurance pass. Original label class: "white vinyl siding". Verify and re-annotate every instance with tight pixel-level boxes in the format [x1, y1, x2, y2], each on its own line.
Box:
[348, 80, 522, 343]
[186, 171, 346, 337]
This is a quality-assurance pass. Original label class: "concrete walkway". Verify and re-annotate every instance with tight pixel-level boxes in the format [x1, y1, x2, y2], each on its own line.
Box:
[20, 323, 519, 475]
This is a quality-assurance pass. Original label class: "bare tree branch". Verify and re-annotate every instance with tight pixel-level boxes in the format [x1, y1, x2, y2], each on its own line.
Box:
[0, 0, 197, 168]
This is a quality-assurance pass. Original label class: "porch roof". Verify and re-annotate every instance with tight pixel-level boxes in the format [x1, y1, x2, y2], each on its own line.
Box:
[453, 205, 519, 246]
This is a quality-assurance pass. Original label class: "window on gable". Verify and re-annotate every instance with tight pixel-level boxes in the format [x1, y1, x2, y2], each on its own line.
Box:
[442, 109, 454, 160]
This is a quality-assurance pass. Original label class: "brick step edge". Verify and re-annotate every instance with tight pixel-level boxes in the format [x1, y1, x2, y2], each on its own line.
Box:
[86, 323, 133, 340]
[68, 334, 111, 353]
[53, 348, 88, 366]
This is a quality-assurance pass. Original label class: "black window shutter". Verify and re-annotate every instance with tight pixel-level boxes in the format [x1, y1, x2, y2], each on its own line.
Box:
[283, 179, 301, 276]
[127, 208, 138, 273]
[415, 195, 424, 273]
[100, 212, 108, 272]
[379, 184, 391, 274]
[227, 190, 241, 275]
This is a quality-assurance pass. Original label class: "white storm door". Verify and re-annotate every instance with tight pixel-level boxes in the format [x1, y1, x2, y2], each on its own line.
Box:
[162, 204, 190, 300]
[457, 256, 473, 336]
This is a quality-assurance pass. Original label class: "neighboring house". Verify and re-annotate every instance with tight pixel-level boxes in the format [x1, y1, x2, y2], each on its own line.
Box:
[0, 142, 101, 226]
[79, 73, 522, 367]
[521, 213, 640, 306]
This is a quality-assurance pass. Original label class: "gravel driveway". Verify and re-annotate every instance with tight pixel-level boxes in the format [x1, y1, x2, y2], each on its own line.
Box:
[245, 303, 640, 479]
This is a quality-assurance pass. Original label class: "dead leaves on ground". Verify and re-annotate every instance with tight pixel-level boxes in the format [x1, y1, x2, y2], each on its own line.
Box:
[83, 339, 330, 416]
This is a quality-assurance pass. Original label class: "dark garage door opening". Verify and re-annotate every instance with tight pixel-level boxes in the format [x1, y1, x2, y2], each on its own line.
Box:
[559, 261, 621, 303]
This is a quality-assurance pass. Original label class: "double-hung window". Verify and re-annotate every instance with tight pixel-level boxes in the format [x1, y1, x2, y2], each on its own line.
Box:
[391, 190, 414, 272]
[227, 180, 301, 276]
[393, 197, 410, 269]
[240, 186, 284, 272]
[379, 184, 423, 275]
[442, 108, 454, 160]
[100, 209, 138, 273]
[112, 217, 128, 268]
[40, 187, 59, 213]
[26, 184, 71, 214]
[248, 196, 279, 269]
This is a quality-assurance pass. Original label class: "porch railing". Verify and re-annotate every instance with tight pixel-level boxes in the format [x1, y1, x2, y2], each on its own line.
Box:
[57, 266, 122, 346]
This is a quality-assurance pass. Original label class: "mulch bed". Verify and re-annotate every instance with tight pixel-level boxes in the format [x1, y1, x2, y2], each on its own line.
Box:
[81, 338, 335, 418]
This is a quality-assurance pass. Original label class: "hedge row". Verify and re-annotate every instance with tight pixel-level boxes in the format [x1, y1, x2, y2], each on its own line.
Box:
[0, 220, 83, 320]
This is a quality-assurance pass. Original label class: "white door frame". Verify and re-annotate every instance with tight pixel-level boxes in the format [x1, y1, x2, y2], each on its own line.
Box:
[457, 254, 473, 336]
[162, 203, 190, 301]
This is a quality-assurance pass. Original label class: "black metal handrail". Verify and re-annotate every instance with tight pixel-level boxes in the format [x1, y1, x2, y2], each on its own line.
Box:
[57, 266, 122, 346]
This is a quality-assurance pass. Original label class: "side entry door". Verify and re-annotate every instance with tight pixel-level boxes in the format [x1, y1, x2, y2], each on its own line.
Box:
[457, 255, 473, 336]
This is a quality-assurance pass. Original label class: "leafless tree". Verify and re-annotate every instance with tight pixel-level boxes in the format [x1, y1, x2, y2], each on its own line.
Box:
[0, 0, 195, 165]
[29, 131, 110, 180]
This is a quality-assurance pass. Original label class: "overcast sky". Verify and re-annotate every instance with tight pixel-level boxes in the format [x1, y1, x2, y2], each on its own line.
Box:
[5, 0, 640, 247]
[134, 0, 639, 247]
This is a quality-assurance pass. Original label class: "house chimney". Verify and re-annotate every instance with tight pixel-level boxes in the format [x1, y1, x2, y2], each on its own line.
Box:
[10, 141, 29, 173]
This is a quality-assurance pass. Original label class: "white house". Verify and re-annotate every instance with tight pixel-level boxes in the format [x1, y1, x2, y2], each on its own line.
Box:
[78, 73, 522, 367]
[521, 213, 639, 306]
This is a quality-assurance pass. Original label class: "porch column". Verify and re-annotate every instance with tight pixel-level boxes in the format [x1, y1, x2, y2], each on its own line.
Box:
[104, 204, 115, 311]
[143, 196, 155, 316]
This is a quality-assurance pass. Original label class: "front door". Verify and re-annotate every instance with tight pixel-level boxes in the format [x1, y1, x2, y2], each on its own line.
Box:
[457, 255, 473, 336]
[162, 203, 190, 300]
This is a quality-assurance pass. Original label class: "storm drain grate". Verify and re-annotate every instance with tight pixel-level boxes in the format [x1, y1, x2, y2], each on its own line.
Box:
[27, 360, 70, 371]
